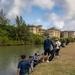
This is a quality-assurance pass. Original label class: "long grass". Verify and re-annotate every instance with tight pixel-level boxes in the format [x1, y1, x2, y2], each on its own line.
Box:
[30, 43, 75, 75]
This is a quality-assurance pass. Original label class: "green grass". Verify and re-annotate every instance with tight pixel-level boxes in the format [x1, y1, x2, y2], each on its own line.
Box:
[30, 43, 75, 75]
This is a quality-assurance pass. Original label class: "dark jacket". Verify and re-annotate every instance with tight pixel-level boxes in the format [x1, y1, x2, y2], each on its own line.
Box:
[44, 39, 54, 50]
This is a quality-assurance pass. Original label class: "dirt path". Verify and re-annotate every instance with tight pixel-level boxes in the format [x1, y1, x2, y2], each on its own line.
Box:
[30, 43, 75, 75]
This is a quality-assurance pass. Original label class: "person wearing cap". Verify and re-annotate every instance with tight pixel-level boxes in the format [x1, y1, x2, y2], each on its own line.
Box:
[55, 38, 61, 58]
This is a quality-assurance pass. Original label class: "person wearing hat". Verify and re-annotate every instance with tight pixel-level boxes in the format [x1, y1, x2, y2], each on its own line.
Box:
[55, 38, 61, 58]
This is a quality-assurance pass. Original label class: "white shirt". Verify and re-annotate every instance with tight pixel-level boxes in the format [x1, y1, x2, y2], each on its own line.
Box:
[55, 41, 61, 49]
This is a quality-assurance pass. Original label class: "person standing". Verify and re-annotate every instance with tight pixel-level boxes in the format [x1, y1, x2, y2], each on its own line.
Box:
[43, 36, 54, 62]
[16, 55, 33, 75]
[55, 38, 61, 58]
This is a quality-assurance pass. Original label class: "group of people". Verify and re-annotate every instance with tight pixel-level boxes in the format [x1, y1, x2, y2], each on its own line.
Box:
[16, 36, 69, 75]
[43, 36, 61, 62]
[43, 36, 69, 62]
[16, 51, 41, 75]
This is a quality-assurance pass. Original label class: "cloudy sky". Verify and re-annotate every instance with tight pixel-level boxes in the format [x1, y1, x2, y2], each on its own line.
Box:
[0, 0, 75, 31]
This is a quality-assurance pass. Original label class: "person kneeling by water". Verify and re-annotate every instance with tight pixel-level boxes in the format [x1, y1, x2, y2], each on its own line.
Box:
[27, 56, 34, 73]
[33, 53, 40, 67]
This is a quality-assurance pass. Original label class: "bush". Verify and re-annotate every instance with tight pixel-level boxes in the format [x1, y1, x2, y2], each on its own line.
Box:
[60, 38, 75, 42]
[51, 36, 59, 40]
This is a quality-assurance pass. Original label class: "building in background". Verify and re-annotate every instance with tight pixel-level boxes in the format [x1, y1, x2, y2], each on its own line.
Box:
[47, 27, 60, 38]
[29, 25, 43, 35]
[61, 31, 68, 38]
[41, 29, 47, 35]
[68, 31, 75, 38]
[61, 31, 74, 38]
[29, 25, 75, 38]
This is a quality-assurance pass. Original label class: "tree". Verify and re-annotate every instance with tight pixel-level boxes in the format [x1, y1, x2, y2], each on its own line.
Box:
[15, 16, 30, 41]
[0, 9, 10, 25]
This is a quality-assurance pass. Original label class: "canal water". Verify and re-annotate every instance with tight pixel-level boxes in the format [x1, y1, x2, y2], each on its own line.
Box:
[0, 45, 43, 75]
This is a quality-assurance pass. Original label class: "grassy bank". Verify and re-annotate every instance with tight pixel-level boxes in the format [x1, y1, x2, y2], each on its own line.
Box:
[30, 43, 75, 75]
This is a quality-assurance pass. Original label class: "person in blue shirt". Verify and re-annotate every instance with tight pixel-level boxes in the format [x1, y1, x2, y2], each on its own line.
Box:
[16, 55, 33, 75]
[43, 36, 54, 62]
[61, 40, 66, 47]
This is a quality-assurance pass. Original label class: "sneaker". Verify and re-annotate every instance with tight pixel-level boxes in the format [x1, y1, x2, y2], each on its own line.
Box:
[57, 56, 59, 58]
[46, 60, 49, 62]
[42, 60, 44, 62]
[55, 56, 59, 58]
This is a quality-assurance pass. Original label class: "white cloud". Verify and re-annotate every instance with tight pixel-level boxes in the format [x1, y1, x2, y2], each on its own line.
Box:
[66, 0, 75, 11]
[0, 0, 55, 19]
[64, 0, 75, 20]
[37, 19, 41, 23]
[33, 0, 55, 10]
[8, 6, 20, 19]
[61, 0, 75, 30]
[44, 12, 64, 29]
[7, 0, 23, 19]
[53, 21, 64, 29]
[0, 0, 75, 30]
[44, 0, 75, 30]
[44, 13, 64, 29]
[30, 19, 42, 25]
[44, 13, 59, 21]
[0, 0, 31, 19]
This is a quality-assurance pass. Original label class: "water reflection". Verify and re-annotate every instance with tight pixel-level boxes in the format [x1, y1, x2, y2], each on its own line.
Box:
[0, 45, 43, 75]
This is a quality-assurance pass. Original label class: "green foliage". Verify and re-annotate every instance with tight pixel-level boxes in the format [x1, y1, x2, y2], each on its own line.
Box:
[34, 35, 42, 44]
[0, 29, 8, 37]
[15, 16, 31, 41]
[0, 36, 9, 45]
[0, 13, 46, 45]
[60, 38, 66, 41]
[0, 9, 10, 25]
[31, 34, 46, 44]
[51, 36, 59, 40]
[0, 10, 57, 45]
[51, 37, 75, 43]
[60, 38, 75, 42]
[65, 38, 75, 42]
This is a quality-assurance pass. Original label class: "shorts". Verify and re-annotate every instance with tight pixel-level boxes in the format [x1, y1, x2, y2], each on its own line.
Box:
[55, 49, 60, 56]
[55, 49, 60, 53]
[44, 49, 50, 56]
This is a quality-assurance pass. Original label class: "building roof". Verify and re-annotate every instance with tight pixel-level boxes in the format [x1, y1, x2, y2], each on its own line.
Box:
[29, 25, 37, 27]
[61, 31, 74, 32]
[29, 25, 42, 27]
[47, 27, 60, 31]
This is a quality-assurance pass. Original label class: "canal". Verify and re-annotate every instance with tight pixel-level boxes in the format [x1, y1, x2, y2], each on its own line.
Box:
[0, 45, 43, 75]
